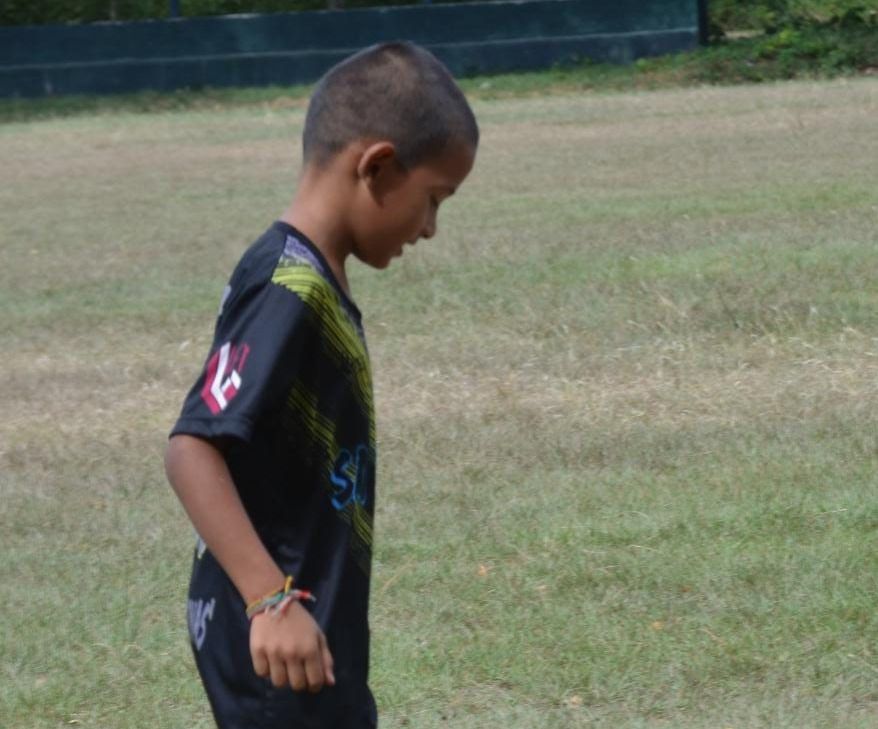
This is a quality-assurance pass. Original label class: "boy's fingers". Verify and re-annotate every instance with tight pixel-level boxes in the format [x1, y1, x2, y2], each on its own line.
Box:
[303, 650, 325, 693]
[251, 648, 269, 678]
[287, 659, 308, 692]
[268, 655, 289, 689]
[319, 632, 336, 686]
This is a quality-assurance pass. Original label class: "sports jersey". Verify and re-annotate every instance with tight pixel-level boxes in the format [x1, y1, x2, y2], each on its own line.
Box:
[171, 221, 377, 728]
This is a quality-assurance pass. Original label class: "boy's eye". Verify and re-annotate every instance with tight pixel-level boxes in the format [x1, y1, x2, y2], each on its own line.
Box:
[430, 196, 439, 208]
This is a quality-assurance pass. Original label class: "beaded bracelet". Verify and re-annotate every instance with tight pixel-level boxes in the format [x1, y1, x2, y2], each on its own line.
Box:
[245, 576, 316, 620]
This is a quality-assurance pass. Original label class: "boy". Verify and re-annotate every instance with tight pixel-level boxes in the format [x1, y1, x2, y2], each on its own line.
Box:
[164, 42, 478, 729]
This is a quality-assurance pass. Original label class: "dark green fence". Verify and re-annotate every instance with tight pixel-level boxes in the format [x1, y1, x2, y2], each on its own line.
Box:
[0, 0, 703, 98]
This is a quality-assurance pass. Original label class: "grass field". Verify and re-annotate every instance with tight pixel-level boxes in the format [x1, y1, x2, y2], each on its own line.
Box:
[2, 76, 877, 728]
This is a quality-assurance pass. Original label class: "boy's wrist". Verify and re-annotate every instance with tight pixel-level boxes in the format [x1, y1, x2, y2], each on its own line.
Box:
[238, 566, 287, 606]
[246, 576, 316, 620]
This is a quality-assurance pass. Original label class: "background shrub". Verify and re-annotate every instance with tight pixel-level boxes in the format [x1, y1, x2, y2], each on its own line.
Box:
[1, 1, 876, 41]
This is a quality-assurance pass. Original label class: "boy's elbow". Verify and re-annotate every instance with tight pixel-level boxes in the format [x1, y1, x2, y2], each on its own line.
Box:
[165, 433, 197, 487]
[164, 433, 226, 485]
[164, 435, 183, 486]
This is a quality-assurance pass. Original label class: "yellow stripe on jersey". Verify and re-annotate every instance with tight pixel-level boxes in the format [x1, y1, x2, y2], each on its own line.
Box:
[271, 261, 375, 439]
[286, 378, 374, 553]
[286, 380, 337, 461]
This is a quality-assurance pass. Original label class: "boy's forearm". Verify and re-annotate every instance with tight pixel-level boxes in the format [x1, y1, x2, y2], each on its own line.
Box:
[164, 434, 285, 605]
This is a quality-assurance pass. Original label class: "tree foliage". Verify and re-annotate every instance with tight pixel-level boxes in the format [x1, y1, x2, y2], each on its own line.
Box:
[2, 0, 876, 30]
[710, 0, 877, 34]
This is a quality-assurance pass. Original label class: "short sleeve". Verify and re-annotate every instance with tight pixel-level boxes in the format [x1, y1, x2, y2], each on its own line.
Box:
[170, 278, 309, 443]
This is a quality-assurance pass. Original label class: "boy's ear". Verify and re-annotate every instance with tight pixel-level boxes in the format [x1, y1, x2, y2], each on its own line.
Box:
[356, 142, 401, 191]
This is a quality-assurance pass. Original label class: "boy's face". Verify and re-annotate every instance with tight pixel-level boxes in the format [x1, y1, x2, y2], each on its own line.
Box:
[351, 142, 475, 269]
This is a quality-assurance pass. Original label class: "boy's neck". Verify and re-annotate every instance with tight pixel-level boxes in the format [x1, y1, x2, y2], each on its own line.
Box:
[280, 205, 351, 298]
[280, 163, 355, 297]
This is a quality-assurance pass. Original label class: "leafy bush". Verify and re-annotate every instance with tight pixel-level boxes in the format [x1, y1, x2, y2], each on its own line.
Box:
[710, 0, 878, 33]
[2, 0, 876, 36]
[643, 21, 878, 85]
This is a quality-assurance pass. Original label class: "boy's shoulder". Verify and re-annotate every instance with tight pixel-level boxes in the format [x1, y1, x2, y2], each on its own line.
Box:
[270, 225, 359, 326]
[224, 222, 366, 355]
[229, 222, 316, 286]
[224, 222, 340, 313]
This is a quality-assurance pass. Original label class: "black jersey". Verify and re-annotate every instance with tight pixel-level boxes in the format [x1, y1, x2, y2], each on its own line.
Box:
[171, 222, 377, 727]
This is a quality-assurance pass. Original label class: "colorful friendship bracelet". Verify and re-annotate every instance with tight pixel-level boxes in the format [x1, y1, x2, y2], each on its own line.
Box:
[245, 576, 316, 620]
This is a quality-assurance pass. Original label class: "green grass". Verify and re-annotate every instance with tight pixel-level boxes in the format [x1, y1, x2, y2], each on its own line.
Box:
[2, 77, 878, 727]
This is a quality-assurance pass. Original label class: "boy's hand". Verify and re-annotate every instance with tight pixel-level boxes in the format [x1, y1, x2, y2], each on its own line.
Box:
[250, 601, 336, 693]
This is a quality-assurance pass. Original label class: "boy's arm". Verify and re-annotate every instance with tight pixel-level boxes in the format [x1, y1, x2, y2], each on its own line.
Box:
[164, 433, 335, 693]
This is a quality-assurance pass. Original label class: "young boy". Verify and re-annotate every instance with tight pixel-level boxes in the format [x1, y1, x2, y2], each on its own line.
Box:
[164, 42, 478, 728]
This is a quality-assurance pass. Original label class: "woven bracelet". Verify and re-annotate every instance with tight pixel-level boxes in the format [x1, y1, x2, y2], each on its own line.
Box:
[245, 576, 316, 620]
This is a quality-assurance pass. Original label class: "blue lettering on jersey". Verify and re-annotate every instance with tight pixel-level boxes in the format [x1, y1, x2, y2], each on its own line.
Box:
[329, 445, 372, 511]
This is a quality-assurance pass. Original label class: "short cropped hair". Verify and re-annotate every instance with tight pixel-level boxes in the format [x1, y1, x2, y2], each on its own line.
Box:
[302, 42, 479, 169]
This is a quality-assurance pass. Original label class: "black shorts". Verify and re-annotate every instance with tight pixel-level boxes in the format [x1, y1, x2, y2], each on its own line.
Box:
[186, 546, 378, 729]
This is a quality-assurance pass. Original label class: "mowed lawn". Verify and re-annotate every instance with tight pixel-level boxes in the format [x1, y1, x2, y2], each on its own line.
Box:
[1, 77, 877, 728]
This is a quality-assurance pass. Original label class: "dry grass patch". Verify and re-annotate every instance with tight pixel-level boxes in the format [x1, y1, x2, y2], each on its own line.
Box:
[377, 333, 878, 431]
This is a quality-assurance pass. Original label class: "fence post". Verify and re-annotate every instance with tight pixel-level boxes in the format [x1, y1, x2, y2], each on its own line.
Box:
[697, 0, 709, 44]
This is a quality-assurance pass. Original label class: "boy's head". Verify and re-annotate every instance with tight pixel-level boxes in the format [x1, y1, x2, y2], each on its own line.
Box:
[299, 42, 479, 269]
[303, 42, 479, 171]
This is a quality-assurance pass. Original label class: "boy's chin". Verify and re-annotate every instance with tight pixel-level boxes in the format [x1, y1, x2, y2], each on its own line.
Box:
[354, 250, 393, 270]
